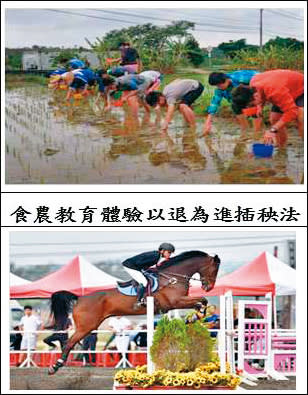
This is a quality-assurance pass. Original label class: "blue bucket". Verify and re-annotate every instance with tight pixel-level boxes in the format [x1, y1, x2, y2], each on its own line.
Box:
[252, 143, 274, 158]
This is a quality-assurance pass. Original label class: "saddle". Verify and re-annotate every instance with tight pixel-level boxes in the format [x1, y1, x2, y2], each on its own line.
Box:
[117, 271, 159, 297]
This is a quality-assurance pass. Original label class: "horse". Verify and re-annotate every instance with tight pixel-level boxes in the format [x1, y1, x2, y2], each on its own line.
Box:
[48, 250, 220, 374]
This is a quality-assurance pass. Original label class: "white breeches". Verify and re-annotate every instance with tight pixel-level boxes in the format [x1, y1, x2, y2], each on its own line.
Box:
[123, 267, 148, 287]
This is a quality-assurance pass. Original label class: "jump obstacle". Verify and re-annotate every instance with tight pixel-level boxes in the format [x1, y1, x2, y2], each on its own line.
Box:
[216, 293, 296, 384]
[11, 295, 296, 383]
[145, 294, 296, 384]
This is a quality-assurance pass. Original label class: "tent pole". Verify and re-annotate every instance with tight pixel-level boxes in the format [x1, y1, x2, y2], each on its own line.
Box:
[273, 295, 278, 329]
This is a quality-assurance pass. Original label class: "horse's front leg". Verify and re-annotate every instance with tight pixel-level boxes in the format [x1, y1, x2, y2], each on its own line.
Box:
[173, 296, 207, 310]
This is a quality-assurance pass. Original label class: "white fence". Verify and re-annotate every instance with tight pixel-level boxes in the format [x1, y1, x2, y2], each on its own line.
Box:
[10, 328, 295, 371]
[10, 329, 149, 368]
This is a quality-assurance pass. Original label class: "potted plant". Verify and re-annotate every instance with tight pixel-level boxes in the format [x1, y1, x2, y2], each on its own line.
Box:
[114, 317, 241, 390]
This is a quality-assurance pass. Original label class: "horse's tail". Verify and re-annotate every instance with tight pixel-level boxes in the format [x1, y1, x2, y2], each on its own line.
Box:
[51, 290, 78, 325]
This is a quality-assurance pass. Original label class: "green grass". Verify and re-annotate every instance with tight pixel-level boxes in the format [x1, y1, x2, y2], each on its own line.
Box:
[5, 73, 47, 89]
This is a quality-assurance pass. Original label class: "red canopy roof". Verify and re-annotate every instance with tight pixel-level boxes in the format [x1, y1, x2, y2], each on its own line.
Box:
[10, 256, 120, 299]
[189, 251, 276, 297]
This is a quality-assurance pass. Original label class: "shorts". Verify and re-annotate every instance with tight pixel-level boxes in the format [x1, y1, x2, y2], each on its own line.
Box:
[271, 94, 304, 113]
[122, 64, 138, 74]
[181, 82, 204, 106]
[21, 335, 37, 350]
[70, 78, 87, 90]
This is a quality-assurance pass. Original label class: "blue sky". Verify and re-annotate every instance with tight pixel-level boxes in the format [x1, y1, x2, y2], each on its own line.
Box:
[5, 6, 304, 48]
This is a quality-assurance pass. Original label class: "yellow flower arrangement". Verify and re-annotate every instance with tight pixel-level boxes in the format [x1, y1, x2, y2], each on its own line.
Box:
[115, 362, 241, 389]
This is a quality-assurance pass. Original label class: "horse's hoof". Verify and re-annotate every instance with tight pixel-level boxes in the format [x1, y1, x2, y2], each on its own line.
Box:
[48, 366, 56, 375]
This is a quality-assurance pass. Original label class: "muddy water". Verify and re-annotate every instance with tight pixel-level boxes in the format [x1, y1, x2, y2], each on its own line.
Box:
[5, 85, 304, 184]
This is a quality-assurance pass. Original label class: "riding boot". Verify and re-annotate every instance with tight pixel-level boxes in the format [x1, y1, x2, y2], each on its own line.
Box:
[136, 284, 146, 307]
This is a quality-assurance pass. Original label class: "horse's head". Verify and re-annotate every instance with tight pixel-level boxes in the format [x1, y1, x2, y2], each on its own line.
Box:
[200, 254, 220, 292]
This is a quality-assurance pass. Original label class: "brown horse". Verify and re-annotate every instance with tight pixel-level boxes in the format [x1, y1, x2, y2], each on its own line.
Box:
[48, 250, 220, 374]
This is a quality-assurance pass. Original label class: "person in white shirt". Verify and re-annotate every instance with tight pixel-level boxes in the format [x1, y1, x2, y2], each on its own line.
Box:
[17, 305, 41, 366]
[139, 70, 162, 93]
[106, 316, 133, 354]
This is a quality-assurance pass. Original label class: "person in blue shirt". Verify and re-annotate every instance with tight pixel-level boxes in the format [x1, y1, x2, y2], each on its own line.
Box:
[47, 67, 68, 89]
[68, 58, 85, 70]
[66, 67, 96, 101]
[203, 305, 220, 338]
[204, 70, 262, 135]
[47, 67, 67, 78]
[94, 69, 116, 109]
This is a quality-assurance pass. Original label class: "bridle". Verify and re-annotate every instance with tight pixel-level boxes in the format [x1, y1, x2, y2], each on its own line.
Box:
[157, 271, 209, 289]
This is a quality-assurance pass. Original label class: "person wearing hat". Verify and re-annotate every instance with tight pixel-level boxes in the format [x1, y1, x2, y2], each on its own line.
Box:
[122, 243, 176, 307]
[185, 299, 208, 324]
[108, 42, 142, 74]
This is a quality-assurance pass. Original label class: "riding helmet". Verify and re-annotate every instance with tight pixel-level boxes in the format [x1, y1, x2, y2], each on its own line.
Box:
[159, 242, 175, 252]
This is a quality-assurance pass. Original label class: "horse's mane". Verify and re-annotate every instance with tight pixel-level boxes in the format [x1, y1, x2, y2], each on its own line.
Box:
[160, 250, 209, 270]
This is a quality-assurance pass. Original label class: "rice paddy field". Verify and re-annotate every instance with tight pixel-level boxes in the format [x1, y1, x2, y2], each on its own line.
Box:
[5, 73, 304, 184]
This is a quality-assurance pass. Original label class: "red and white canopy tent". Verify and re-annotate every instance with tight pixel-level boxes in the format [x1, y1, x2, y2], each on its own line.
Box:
[10, 273, 32, 286]
[189, 251, 296, 298]
[10, 255, 121, 299]
[189, 251, 296, 329]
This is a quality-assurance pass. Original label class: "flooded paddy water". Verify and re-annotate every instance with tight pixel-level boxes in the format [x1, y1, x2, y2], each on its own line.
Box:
[5, 84, 304, 184]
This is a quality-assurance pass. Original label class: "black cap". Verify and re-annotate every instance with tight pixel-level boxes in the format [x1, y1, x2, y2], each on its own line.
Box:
[159, 243, 175, 252]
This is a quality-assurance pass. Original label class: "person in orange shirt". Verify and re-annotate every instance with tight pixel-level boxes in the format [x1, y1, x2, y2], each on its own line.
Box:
[231, 69, 304, 146]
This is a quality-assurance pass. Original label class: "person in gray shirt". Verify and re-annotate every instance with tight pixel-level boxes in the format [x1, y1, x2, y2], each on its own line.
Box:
[145, 79, 204, 132]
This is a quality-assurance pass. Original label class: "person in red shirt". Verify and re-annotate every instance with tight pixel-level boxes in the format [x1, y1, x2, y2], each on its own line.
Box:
[231, 69, 304, 146]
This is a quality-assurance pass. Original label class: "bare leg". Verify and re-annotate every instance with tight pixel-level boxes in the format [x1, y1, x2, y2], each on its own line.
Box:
[253, 117, 263, 132]
[127, 95, 139, 119]
[236, 114, 250, 133]
[297, 107, 303, 138]
[270, 112, 287, 148]
[179, 104, 196, 127]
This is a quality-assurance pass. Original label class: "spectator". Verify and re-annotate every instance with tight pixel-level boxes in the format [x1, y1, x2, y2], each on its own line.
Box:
[185, 299, 208, 324]
[203, 305, 220, 338]
[106, 316, 133, 354]
[133, 324, 148, 348]
[17, 305, 41, 367]
[10, 326, 22, 351]
[82, 332, 98, 366]
[43, 314, 73, 351]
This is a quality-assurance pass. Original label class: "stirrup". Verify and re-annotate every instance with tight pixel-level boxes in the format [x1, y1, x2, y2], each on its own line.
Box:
[134, 298, 146, 309]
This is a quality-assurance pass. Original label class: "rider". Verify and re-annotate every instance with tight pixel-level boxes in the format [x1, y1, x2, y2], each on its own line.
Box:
[122, 243, 175, 307]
